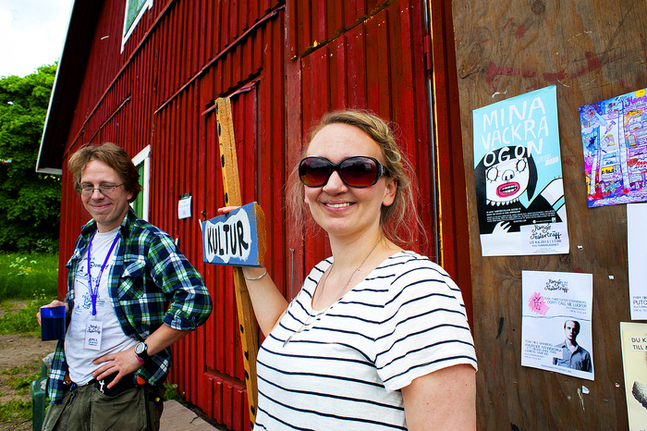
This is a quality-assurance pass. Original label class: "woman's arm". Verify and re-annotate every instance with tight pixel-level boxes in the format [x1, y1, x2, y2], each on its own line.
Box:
[241, 267, 289, 336]
[401, 364, 476, 430]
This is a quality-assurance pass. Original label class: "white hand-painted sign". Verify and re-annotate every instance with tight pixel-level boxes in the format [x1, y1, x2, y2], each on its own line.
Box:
[202, 202, 265, 267]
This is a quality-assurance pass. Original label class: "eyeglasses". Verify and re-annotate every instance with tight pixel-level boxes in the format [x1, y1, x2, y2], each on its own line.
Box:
[298, 156, 389, 188]
[79, 184, 124, 196]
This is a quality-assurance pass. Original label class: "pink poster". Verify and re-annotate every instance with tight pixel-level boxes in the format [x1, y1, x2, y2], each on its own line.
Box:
[579, 88, 647, 207]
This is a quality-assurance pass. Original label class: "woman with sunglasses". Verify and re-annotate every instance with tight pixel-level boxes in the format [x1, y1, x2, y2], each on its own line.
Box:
[220, 110, 477, 430]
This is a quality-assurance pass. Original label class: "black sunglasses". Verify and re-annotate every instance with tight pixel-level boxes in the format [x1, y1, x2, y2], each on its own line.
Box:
[298, 156, 389, 188]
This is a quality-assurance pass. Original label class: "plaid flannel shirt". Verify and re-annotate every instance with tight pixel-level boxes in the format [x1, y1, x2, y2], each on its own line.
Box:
[48, 209, 212, 403]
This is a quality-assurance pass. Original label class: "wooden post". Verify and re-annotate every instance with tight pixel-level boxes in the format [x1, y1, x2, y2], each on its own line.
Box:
[215, 97, 259, 426]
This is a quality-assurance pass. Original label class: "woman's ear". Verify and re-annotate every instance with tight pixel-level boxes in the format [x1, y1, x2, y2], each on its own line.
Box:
[382, 178, 397, 207]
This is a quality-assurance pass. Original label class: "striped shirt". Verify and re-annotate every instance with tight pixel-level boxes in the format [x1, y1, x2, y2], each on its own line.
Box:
[254, 251, 477, 430]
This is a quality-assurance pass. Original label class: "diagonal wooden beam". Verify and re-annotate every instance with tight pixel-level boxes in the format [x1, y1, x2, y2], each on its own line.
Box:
[215, 97, 259, 426]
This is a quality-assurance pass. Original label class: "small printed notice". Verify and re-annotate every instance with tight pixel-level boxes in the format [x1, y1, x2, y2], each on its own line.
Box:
[521, 270, 594, 381]
[201, 202, 266, 267]
[178, 194, 192, 219]
[579, 88, 647, 207]
[620, 322, 647, 430]
[628, 203, 647, 320]
[473, 85, 569, 256]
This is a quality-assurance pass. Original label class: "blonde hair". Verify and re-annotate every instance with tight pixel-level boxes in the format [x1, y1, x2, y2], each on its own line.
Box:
[68, 143, 141, 203]
[287, 110, 425, 248]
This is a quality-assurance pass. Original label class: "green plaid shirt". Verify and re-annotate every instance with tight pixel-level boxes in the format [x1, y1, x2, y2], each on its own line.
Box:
[48, 209, 212, 403]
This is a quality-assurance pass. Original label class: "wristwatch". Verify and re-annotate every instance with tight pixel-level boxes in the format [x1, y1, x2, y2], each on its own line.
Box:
[134, 341, 149, 363]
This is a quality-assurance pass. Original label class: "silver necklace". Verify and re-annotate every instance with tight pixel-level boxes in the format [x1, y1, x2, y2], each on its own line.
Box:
[283, 234, 384, 347]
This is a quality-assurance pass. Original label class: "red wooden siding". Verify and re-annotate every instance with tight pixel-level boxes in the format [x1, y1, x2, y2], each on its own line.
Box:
[287, 0, 437, 284]
[49, 0, 470, 430]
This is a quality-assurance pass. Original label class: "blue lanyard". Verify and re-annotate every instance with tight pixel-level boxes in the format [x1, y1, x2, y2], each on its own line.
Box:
[87, 230, 120, 316]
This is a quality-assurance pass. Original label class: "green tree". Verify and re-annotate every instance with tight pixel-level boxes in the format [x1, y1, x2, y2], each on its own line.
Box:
[0, 64, 60, 252]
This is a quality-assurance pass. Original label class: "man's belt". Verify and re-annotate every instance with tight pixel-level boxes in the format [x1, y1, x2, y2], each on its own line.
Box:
[94, 373, 139, 397]
[65, 372, 140, 397]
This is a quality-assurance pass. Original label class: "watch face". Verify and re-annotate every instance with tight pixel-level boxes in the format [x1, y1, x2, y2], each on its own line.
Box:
[135, 342, 146, 354]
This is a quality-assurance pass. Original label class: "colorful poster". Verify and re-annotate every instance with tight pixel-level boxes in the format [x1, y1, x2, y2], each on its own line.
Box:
[628, 203, 647, 320]
[579, 88, 647, 207]
[521, 270, 594, 381]
[473, 86, 569, 256]
[620, 322, 647, 430]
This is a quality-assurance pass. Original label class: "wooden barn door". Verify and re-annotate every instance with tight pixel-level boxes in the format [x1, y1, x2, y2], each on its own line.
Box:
[198, 86, 260, 431]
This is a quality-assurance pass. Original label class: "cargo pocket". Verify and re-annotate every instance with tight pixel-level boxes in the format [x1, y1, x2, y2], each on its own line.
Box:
[92, 386, 147, 430]
[42, 390, 74, 431]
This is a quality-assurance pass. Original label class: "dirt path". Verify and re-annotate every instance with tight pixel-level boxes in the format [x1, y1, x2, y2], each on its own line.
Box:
[0, 335, 57, 371]
[0, 334, 57, 431]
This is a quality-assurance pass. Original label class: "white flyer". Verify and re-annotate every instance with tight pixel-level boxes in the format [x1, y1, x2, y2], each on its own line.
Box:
[628, 203, 647, 320]
[521, 270, 594, 381]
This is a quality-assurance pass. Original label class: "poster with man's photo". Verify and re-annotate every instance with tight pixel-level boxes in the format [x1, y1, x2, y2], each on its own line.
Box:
[521, 270, 594, 381]
[472, 86, 569, 256]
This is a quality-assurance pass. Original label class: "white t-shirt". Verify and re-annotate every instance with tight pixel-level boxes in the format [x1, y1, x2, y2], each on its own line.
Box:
[65, 227, 137, 384]
[253, 251, 477, 430]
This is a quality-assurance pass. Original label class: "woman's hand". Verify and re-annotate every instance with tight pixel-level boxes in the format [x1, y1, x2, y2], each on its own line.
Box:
[217, 206, 240, 216]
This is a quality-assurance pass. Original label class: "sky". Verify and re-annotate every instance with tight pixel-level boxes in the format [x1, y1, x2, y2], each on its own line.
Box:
[0, 0, 74, 78]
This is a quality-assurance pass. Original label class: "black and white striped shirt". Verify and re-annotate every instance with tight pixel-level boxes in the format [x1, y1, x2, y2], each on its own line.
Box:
[254, 251, 477, 430]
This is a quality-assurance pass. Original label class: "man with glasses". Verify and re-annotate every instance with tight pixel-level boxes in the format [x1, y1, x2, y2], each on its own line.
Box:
[38, 143, 212, 430]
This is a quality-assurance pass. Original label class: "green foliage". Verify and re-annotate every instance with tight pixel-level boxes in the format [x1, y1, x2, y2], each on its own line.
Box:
[0, 361, 40, 426]
[0, 296, 56, 336]
[0, 398, 32, 425]
[164, 382, 188, 404]
[0, 363, 42, 395]
[0, 63, 61, 252]
[0, 252, 59, 300]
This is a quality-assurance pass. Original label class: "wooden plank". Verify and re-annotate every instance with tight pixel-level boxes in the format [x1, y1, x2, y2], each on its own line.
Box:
[160, 400, 218, 431]
[451, 0, 647, 428]
[215, 97, 259, 426]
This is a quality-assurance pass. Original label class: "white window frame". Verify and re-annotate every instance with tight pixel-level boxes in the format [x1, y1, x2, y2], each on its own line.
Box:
[132, 145, 150, 221]
[121, 0, 154, 53]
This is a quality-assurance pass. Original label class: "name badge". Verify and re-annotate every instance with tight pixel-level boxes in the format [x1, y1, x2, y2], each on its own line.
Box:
[85, 320, 103, 350]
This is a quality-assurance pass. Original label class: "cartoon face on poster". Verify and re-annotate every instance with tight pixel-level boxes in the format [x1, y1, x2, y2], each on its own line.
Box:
[579, 88, 647, 207]
[472, 86, 569, 256]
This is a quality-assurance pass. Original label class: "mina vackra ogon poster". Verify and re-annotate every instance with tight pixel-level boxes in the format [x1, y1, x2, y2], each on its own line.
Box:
[472, 85, 569, 257]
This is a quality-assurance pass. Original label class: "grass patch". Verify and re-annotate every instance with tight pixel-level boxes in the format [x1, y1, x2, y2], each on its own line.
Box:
[0, 362, 42, 426]
[0, 253, 59, 300]
[0, 398, 32, 425]
[0, 363, 42, 396]
[164, 382, 188, 404]
[0, 296, 56, 335]
[0, 252, 59, 335]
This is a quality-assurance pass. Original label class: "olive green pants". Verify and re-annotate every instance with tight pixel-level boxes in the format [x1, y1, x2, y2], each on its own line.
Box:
[42, 381, 165, 431]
